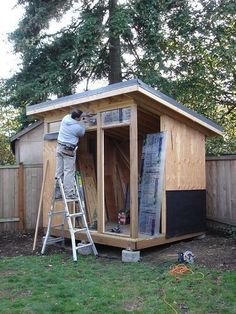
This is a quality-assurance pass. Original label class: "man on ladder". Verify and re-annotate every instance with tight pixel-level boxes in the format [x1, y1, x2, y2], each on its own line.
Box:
[55, 109, 85, 200]
[41, 109, 98, 261]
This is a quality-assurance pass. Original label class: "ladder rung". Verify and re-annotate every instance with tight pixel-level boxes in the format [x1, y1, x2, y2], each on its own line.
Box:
[68, 213, 83, 218]
[73, 227, 87, 233]
[66, 198, 79, 203]
[76, 243, 92, 250]
[49, 210, 66, 216]
[52, 224, 64, 228]
[45, 236, 64, 244]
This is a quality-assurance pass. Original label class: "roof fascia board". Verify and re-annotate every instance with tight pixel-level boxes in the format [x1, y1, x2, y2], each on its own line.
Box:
[26, 84, 139, 115]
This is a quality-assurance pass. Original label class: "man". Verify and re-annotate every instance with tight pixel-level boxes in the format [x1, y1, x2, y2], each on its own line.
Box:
[55, 109, 85, 199]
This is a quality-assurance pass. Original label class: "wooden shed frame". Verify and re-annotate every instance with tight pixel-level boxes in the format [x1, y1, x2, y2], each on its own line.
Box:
[27, 79, 223, 250]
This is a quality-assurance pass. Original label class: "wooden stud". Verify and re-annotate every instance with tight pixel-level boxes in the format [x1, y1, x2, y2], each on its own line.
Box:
[130, 105, 138, 239]
[97, 112, 105, 233]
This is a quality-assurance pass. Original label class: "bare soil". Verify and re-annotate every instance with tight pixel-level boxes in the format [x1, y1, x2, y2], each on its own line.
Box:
[0, 230, 235, 271]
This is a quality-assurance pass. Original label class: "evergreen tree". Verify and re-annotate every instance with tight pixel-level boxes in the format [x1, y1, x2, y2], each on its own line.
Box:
[4, 0, 236, 153]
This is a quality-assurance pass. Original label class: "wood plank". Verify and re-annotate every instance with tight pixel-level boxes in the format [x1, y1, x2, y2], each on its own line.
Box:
[78, 153, 97, 224]
[33, 160, 49, 251]
[104, 175, 117, 221]
[130, 105, 138, 238]
[97, 113, 105, 233]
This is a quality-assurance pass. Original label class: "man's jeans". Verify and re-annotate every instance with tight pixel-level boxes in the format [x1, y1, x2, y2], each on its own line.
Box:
[55, 144, 76, 197]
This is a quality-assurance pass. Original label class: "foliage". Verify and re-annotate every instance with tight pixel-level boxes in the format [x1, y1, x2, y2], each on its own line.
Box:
[0, 254, 236, 313]
[4, 0, 236, 154]
[0, 81, 21, 165]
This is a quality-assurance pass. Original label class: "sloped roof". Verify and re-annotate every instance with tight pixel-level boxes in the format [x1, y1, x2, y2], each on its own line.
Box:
[26, 79, 223, 135]
[10, 120, 43, 154]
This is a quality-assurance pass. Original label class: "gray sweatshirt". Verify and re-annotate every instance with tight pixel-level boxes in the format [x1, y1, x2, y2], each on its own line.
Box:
[58, 114, 85, 146]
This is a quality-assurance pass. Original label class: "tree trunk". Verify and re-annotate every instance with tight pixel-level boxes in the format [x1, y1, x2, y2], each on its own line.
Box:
[108, 0, 122, 84]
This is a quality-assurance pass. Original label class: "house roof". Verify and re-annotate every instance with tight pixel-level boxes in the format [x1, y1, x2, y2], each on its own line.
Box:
[26, 79, 223, 135]
[10, 120, 43, 154]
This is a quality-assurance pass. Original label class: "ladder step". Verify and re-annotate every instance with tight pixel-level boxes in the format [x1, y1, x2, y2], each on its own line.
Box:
[73, 227, 87, 233]
[49, 210, 66, 216]
[52, 224, 64, 228]
[66, 198, 79, 203]
[76, 243, 93, 250]
[44, 236, 64, 244]
[68, 213, 83, 218]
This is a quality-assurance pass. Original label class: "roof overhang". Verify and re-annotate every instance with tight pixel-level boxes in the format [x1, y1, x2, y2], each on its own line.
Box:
[26, 79, 223, 136]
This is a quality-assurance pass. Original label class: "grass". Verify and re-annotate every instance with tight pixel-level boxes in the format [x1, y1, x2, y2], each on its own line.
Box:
[0, 253, 236, 314]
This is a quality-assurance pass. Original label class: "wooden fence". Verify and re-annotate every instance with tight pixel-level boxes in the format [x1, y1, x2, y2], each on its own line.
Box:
[0, 163, 43, 232]
[0, 156, 235, 232]
[206, 155, 236, 226]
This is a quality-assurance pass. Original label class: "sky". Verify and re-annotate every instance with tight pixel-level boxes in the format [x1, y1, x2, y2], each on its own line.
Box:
[0, 0, 24, 79]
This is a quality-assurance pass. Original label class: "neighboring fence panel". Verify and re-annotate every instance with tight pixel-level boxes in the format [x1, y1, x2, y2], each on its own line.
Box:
[206, 155, 236, 226]
[0, 166, 19, 232]
[0, 164, 43, 232]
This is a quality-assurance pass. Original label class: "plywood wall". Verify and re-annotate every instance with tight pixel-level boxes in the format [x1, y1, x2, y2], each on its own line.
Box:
[42, 140, 57, 226]
[161, 114, 206, 190]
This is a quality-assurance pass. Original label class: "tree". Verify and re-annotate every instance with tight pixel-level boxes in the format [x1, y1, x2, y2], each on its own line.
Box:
[5, 0, 236, 154]
[0, 80, 20, 164]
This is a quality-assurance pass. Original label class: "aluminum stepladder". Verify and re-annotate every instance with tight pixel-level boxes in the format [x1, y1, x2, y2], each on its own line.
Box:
[41, 176, 98, 261]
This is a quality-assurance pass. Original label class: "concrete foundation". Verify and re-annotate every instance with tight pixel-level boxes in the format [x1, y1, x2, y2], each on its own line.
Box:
[122, 249, 140, 262]
[77, 243, 93, 256]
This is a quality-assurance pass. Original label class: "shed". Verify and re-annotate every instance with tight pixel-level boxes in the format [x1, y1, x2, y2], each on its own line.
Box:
[11, 120, 44, 164]
[26, 79, 223, 250]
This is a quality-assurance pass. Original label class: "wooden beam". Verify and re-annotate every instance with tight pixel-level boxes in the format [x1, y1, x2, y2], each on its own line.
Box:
[97, 113, 105, 233]
[130, 105, 138, 238]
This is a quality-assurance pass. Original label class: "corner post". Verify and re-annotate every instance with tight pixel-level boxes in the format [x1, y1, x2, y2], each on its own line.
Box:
[130, 104, 138, 239]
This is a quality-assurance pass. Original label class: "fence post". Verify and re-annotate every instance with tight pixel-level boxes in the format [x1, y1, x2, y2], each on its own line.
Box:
[18, 162, 25, 230]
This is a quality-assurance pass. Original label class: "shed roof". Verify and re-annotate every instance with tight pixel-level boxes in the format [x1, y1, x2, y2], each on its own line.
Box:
[26, 79, 223, 135]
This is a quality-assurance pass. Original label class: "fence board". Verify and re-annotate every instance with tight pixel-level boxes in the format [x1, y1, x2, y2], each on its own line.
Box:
[0, 164, 43, 232]
[0, 167, 18, 231]
[206, 155, 236, 226]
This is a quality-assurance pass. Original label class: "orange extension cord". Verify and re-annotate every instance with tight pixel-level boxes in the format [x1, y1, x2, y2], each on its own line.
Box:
[161, 264, 205, 314]
[169, 264, 192, 275]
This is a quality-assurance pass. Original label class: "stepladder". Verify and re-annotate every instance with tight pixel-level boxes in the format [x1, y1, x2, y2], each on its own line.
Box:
[41, 175, 98, 261]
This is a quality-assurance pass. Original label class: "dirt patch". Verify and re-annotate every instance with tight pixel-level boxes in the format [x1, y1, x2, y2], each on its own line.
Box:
[0, 230, 235, 271]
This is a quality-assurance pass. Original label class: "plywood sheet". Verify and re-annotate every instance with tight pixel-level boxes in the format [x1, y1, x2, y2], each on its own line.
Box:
[161, 114, 206, 190]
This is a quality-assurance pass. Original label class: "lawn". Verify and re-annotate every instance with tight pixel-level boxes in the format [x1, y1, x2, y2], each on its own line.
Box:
[0, 253, 235, 314]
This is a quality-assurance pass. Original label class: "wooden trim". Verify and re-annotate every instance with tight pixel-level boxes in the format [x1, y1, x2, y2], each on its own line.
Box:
[97, 113, 105, 233]
[51, 228, 136, 249]
[207, 217, 236, 227]
[0, 218, 20, 223]
[18, 162, 25, 230]
[27, 86, 138, 115]
[130, 105, 138, 238]
[206, 155, 236, 161]
[136, 232, 204, 250]
[50, 228, 203, 250]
